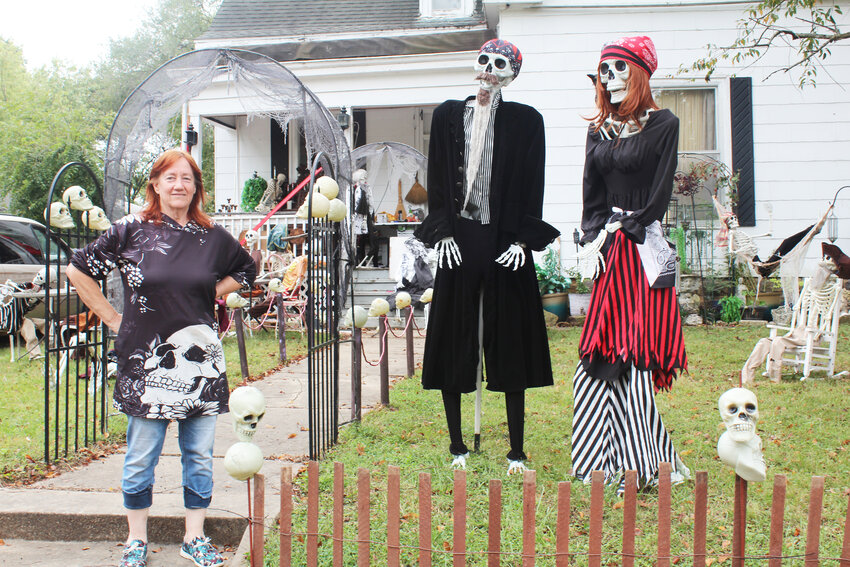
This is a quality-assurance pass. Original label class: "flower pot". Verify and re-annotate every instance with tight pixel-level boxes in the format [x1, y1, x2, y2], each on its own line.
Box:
[569, 293, 592, 317]
[541, 292, 570, 322]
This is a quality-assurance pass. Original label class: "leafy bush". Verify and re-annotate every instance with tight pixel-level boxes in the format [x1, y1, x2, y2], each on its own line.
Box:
[535, 247, 571, 295]
[718, 295, 744, 323]
[241, 173, 266, 212]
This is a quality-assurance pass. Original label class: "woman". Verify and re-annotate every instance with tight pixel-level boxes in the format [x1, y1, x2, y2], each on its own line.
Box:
[572, 36, 689, 491]
[67, 149, 256, 567]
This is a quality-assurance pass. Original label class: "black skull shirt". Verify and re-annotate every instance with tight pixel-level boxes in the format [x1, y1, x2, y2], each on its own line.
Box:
[70, 214, 256, 419]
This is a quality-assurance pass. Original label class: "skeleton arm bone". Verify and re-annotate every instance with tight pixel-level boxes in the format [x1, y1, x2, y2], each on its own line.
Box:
[495, 243, 526, 270]
[66, 265, 122, 333]
[435, 236, 462, 269]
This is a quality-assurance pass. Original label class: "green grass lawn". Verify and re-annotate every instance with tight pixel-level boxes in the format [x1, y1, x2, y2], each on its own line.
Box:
[0, 328, 307, 483]
[267, 323, 850, 566]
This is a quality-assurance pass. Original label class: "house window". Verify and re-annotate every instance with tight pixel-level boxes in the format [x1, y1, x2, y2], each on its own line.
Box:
[655, 88, 717, 157]
[420, 0, 473, 17]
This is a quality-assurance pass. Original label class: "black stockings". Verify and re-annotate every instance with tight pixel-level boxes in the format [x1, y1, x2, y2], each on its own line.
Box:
[441, 390, 527, 461]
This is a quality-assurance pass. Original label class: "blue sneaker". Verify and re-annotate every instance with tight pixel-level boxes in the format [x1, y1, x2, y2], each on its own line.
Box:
[180, 536, 224, 566]
[119, 539, 147, 567]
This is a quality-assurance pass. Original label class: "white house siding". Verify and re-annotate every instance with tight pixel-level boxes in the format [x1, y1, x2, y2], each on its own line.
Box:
[493, 0, 850, 275]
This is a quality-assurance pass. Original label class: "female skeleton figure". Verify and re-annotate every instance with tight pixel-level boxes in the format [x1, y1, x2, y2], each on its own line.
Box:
[415, 39, 559, 473]
[573, 36, 689, 491]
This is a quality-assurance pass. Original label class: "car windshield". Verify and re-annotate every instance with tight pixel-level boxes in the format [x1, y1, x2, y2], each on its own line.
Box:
[0, 219, 72, 264]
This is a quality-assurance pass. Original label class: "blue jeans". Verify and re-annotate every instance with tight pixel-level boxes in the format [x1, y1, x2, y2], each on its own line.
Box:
[122, 415, 217, 510]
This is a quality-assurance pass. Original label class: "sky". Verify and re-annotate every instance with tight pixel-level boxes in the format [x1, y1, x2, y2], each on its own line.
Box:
[0, 0, 158, 70]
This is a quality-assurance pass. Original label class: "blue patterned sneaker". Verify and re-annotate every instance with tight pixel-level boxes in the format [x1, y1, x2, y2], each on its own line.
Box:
[180, 536, 224, 566]
[119, 539, 147, 567]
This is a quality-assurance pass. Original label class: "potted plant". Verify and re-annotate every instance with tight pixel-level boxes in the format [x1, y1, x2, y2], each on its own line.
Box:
[535, 247, 571, 321]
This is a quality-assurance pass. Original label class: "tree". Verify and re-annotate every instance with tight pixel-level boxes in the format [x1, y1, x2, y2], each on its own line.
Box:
[686, 0, 849, 87]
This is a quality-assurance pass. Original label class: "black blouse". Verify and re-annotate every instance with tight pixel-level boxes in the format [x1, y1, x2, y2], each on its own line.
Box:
[70, 214, 256, 419]
[580, 108, 679, 245]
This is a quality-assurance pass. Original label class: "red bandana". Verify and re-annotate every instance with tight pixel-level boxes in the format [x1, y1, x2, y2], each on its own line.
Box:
[600, 36, 658, 77]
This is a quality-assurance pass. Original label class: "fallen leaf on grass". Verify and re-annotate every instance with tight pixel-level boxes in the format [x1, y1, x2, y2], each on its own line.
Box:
[612, 501, 624, 510]
[357, 445, 365, 456]
[442, 542, 452, 552]
[794, 527, 801, 536]
[721, 539, 730, 549]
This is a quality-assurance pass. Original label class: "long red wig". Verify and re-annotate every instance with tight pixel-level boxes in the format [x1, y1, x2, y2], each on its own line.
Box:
[140, 149, 212, 228]
[590, 61, 658, 132]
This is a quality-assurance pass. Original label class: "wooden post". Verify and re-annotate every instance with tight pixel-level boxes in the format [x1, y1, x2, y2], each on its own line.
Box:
[589, 471, 603, 567]
[357, 468, 370, 567]
[840, 488, 850, 566]
[693, 471, 708, 567]
[276, 294, 286, 363]
[556, 481, 571, 567]
[280, 467, 292, 567]
[488, 479, 502, 567]
[732, 475, 748, 567]
[388, 466, 401, 566]
[333, 462, 344, 567]
[379, 315, 389, 406]
[252, 473, 265, 566]
[405, 306, 415, 377]
[769, 474, 787, 567]
[657, 463, 672, 567]
[453, 470, 467, 567]
[805, 476, 825, 567]
[233, 307, 250, 380]
[419, 472, 432, 567]
[622, 470, 637, 567]
[307, 461, 319, 567]
[523, 470, 536, 567]
[351, 327, 362, 421]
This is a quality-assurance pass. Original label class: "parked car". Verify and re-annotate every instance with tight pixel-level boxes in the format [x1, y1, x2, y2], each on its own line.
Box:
[0, 214, 79, 329]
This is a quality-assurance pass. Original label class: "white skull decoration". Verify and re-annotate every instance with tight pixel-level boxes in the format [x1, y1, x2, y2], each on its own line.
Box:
[474, 52, 515, 91]
[224, 442, 264, 481]
[353, 169, 368, 184]
[226, 292, 249, 309]
[82, 206, 111, 231]
[717, 387, 766, 482]
[369, 297, 390, 317]
[268, 278, 284, 293]
[45, 202, 75, 229]
[230, 386, 266, 442]
[63, 185, 94, 210]
[244, 229, 259, 248]
[599, 58, 630, 104]
[32, 266, 59, 288]
[395, 291, 412, 310]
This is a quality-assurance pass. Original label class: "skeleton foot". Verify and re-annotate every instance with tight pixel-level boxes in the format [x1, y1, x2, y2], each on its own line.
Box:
[451, 453, 469, 470]
[507, 459, 528, 476]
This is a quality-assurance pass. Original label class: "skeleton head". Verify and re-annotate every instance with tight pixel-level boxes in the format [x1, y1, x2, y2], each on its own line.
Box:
[599, 59, 630, 104]
[327, 198, 347, 222]
[420, 288, 433, 304]
[369, 298, 390, 317]
[353, 169, 368, 184]
[45, 202, 75, 229]
[226, 292, 249, 309]
[32, 266, 59, 288]
[268, 278, 284, 293]
[474, 39, 522, 91]
[63, 186, 94, 210]
[244, 229, 259, 248]
[315, 176, 339, 200]
[230, 386, 266, 442]
[718, 388, 759, 443]
[395, 292, 412, 310]
[82, 206, 111, 231]
[224, 441, 264, 481]
[140, 324, 226, 411]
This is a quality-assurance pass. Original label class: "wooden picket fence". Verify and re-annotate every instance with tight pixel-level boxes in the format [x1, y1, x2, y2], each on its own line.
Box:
[243, 462, 850, 566]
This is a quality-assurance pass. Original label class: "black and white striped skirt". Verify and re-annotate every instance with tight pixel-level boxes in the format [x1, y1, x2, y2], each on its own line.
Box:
[571, 363, 689, 487]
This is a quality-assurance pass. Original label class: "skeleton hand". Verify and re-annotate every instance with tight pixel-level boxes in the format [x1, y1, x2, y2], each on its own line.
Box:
[435, 236, 462, 269]
[495, 243, 526, 271]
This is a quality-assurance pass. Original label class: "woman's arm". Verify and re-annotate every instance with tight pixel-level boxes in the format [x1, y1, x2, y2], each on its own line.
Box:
[66, 264, 122, 333]
[215, 275, 243, 298]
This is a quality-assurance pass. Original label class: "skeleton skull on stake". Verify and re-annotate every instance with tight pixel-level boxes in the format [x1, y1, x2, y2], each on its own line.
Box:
[63, 186, 94, 210]
[226, 292, 248, 309]
[717, 387, 766, 481]
[395, 292, 412, 310]
[82, 206, 111, 231]
[599, 59, 630, 104]
[369, 298, 390, 317]
[224, 441, 263, 480]
[45, 202, 75, 229]
[230, 386, 266, 442]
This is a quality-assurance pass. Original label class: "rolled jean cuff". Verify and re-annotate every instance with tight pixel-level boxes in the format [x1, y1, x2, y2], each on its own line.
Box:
[123, 486, 153, 510]
[184, 486, 211, 509]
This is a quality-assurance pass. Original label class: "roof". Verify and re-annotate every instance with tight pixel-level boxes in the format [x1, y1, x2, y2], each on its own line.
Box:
[198, 0, 493, 60]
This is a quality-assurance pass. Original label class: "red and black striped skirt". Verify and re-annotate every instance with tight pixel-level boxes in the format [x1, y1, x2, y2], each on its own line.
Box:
[579, 231, 687, 391]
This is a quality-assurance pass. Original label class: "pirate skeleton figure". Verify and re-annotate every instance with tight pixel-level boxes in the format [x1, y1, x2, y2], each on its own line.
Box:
[573, 36, 690, 492]
[415, 39, 559, 474]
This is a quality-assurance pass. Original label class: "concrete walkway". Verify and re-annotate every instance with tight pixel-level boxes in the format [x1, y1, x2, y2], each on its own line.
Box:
[0, 328, 424, 566]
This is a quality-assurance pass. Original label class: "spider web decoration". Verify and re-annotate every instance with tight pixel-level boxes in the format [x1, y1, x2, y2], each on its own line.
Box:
[351, 142, 427, 214]
[103, 48, 352, 223]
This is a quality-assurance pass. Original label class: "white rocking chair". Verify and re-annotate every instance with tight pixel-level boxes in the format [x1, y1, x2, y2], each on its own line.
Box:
[765, 274, 844, 380]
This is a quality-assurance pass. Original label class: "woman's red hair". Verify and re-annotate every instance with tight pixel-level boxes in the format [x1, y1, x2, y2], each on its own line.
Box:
[140, 149, 212, 228]
[590, 62, 658, 132]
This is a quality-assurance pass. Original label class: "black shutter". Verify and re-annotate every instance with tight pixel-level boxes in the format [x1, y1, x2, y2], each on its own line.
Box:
[730, 77, 755, 226]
